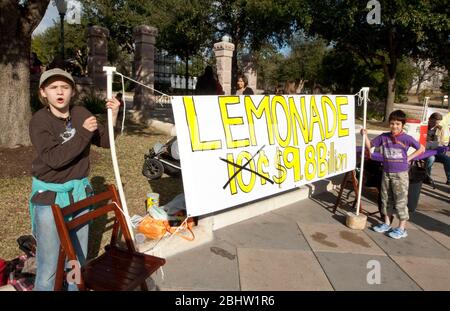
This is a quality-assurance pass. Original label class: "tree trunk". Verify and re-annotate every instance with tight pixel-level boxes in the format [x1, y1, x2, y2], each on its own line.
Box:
[385, 77, 396, 121]
[415, 76, 424, 95]
[383, 27, 398, 123]
[0, 1, 49, 148]
[0, 38, 32, 148]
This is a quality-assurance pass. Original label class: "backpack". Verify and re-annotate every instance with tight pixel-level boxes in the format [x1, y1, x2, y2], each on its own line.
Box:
[0, 235, 37, 291]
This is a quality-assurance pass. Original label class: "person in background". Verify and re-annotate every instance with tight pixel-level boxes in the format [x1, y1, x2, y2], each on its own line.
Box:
[195, 65, 222, 95]
[235, 74, 254, 95]
[361, 110, 424, 239]
[424, 112, 450, 185]
[215, 73, 224, 95]
[30, 52, 43, 75]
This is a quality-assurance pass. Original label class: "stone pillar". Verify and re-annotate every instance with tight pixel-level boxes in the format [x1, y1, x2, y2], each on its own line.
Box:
[87, 26, 109, 90]
[214, 40, 235, 95]
[133, 25, 157, 111]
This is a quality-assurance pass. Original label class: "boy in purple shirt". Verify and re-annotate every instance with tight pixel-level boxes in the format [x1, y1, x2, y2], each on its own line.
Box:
[361, 110, 425, 239]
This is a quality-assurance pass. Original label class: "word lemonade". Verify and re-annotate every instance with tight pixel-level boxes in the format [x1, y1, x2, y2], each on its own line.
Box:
[182, 95, 352, 195]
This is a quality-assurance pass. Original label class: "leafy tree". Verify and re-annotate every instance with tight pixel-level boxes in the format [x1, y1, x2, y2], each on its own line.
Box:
[282, 36, 327, 93]
[408, 58, 445, 95]
[300, 0, 450, 120]
[441, 75, 450, 95]
[151, 0, 216, 89]
[418, 1, 450, 72]
[81, 0, 216, 88]
[253, 44, 285, 91]
[213, 0, 305, 92]
[81, 0, 153, 53]
[0, 0, 50, 148]
[32, 19, 89, 75]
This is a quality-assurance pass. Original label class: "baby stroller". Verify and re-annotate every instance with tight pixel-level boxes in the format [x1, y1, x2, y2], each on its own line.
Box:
[142, 137, 181, 180]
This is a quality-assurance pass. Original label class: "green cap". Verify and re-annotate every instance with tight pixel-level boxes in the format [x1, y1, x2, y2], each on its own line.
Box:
[39, 68, 75, 88]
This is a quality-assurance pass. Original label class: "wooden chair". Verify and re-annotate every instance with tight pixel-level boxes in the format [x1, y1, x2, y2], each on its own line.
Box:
[51, 184, 165, 291]
[334, 160, 381, 216]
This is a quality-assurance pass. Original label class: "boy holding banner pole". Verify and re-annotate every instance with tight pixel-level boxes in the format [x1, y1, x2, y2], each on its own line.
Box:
[361, 110, 424, 239]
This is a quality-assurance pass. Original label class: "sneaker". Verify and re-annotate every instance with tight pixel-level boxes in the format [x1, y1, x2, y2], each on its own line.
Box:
[372, 223, 391, 233]
[388, 227, 408, 239]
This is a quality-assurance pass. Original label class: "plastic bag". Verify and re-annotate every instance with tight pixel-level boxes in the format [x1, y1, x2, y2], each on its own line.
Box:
[137, 216, 168, 240]
[162, 194, 187, 226]
[137, 215, 195, 241]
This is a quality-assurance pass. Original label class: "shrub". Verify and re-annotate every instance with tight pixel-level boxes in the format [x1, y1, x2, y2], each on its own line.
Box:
[30, 90, 42, 113]
[81, 94, 106, 114]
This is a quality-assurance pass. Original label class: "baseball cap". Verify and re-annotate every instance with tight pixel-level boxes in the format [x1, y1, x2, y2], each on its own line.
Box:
[39, 68, 75, 88]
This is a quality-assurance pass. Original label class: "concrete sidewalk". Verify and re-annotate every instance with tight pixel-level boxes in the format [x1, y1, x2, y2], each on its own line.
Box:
[147, 159, 450, 291]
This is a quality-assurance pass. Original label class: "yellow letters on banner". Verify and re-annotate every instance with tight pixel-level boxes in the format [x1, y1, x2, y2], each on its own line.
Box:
[226, 153, 238, 195]
[219, 97, 250, 149]
[305, 145, 317, 181]
[321, 96, 337, 139]
[185, 95, 351, 194]
[283, 146, 302, 181]
[272, 148, 287, 184]
[245, 96, 274, 146]
[290, 96, 310, 144]
[309, 96, 325, 142]
[236, 151, 256, 193]
[225, 143, 349, 194]
[256, 151, 270, 186]
[184, 97, 222, 151]
[185, 95, 349, 151]
[271, 96, 292, 148]
[336, 96, 349, 137]
[317, 142, 327, 178]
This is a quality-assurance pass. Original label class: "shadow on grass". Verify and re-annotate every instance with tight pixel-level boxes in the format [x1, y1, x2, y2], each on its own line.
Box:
[87, 176, 112, 259]
[146, 175, 184, 206]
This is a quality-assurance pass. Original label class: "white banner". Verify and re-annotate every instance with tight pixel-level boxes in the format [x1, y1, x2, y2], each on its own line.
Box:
[172, 95, 356, 216]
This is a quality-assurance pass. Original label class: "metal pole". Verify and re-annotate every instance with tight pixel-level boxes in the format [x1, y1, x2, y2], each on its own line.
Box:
[356, 87, 370, 216]
[59, 13, 65, 60]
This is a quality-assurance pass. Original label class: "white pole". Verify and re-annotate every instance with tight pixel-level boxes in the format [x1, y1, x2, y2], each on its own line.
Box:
[103, 66, 135, 243]
[356, 87, 369, 216]
[421, 96, 430, 122]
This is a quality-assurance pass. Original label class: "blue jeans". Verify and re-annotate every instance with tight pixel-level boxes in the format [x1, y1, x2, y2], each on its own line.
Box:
[426, 152, 450, 182]
[32, 204, 89, 291]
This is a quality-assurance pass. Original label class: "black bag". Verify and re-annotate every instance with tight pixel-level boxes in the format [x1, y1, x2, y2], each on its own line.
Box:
[17, 235, 36, 258]
[409, 165, 426, 183]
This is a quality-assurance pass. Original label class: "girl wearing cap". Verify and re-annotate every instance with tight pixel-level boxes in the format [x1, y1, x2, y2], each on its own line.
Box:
[29, 68, 120, 291]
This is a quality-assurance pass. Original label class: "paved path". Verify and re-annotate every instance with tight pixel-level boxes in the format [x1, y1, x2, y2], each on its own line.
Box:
[148, 158, 450, 291]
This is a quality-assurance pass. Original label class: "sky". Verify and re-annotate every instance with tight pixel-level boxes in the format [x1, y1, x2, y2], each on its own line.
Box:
[33, 1, 82, 36]
[33, 3, 58, 36]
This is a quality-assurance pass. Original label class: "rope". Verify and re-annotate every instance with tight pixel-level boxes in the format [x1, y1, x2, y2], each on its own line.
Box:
[114, 72, 172, 107]
[140, 216, 191, 254]
[137, 216, 192, 281]
[120, 74, 126, 135]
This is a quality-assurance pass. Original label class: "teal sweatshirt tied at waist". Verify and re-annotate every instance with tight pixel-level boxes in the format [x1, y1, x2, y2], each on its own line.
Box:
[30, 177, 92, 232]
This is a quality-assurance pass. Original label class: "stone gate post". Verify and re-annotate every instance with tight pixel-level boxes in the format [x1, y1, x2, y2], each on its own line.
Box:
[214, 39, 235, 95]
[133, 25, 157, 111]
